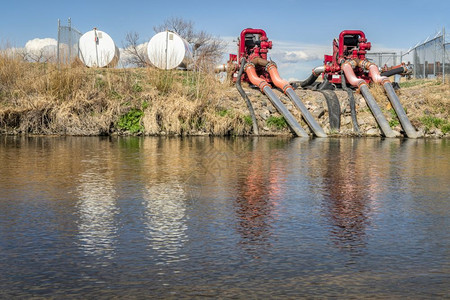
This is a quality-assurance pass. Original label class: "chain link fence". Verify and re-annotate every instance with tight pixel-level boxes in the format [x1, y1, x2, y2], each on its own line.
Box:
[366, 52, 399, 68]
[401, 28, 448, 82]
[57, 18, 82, 66]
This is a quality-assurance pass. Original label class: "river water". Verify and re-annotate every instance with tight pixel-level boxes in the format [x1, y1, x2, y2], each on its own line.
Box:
[0, 136, 449, 298]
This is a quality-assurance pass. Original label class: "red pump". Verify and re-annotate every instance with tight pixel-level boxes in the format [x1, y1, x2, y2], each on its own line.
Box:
[226, 28, 327, 138]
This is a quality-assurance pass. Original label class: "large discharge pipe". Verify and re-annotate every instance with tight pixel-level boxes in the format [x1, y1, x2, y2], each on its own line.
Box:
[266, 63, 327, 138]
[342, 61, 396, 138]
[245, 63, 309, 137]
[383, 82, 418, 138]
[365, 62, 418, 138]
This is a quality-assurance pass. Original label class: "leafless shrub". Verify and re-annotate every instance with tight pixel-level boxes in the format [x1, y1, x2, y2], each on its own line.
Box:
[122, 32, 150, 68]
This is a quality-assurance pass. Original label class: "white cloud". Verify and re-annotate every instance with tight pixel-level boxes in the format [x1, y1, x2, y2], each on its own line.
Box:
[24, 38, 57, 62]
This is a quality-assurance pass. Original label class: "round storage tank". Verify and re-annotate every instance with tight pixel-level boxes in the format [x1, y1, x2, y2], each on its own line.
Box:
[78, 28, 119, 67]
[147, 31, 193, 70]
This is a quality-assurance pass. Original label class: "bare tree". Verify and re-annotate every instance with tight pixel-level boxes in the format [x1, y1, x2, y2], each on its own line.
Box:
[153, 17, 225, 70]
[19, 48, 55, 63]
[122, 32, 149, 68]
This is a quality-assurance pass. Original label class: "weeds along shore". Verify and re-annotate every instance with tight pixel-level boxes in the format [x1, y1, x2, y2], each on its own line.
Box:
[0, 53, 449, 137]
[0, 53, 254, 136]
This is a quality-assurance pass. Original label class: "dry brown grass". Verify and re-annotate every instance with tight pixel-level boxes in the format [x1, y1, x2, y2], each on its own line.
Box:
[0, 51, 252, 135]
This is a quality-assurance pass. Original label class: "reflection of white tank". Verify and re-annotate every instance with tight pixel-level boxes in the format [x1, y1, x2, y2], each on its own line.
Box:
[147, 31, 193, 70]
[78, 28, 119, 67]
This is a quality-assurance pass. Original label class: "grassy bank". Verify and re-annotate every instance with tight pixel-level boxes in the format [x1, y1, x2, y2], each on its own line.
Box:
[0, 53, 252, 135]
[1, 52, 449, 137]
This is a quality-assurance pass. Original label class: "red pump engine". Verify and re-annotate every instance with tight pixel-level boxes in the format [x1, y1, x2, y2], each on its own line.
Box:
[323, 30, 372, 85]
[228, 28, 273, 83]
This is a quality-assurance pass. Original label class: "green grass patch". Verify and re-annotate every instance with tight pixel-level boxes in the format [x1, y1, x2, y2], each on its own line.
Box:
[243, 115, 253, 126]
[266, 116, 287, 129]
[388, 109, 400, 127]
[217, 109, 232, 117]
[117, 109, 144, 133]
[420, 115, 449, 132]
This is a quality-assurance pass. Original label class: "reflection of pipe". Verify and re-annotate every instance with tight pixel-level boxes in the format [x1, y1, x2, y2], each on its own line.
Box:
[383, 82, 418, 138]
[236, 58, 259, 135]
[244, 63, 308, 137]
[267, 63, 327, 138]
[360, 85, 396, 138]
[301, 66, 325, 88]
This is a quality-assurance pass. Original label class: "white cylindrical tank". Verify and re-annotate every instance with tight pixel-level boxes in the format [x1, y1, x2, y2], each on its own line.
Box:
[78, 28, 119, 67]
[147, 31, 193, 70]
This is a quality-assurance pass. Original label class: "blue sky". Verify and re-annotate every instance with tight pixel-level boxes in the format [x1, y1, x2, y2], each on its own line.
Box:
[1, 0, 449, 79]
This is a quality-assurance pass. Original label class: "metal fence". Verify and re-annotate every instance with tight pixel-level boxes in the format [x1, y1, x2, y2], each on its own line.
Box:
[401, 28, 448, 82]
[56, 18, 82, 66]
[366, 52, 400, 68]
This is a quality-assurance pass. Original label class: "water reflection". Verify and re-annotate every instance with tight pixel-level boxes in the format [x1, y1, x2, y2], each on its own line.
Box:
[143, 181, 188, 264]
[234, 139, 287, 255]
[76, 166, 118, 261]
[320, 139, 374, 251]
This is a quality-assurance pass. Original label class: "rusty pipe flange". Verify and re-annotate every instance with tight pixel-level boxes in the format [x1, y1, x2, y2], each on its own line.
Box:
[265, 61, 277, 72]
[342, 59, 358, 69]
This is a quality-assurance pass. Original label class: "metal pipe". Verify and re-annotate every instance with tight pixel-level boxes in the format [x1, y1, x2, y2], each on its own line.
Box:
[381, 66, 406, 77]
[285, 88, 327, 137]
[262, 86, 309, 137]
[267, 63, 326, 137]
[383, 82, 418, 138]
[342, 61, 366, 87]
[300, 66, 325, 88]
[359, 84, 396, 138]
[266, 62, 291, 92]
[236, 58, 259, 135]
[341, 73, 360, 134]
[368, 64, 389, 84]
[245, 63, 308, 137]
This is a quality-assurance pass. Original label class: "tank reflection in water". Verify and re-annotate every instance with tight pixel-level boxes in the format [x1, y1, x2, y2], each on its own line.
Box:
[76, 166, 118, 261]
[143, 181, 188, 264]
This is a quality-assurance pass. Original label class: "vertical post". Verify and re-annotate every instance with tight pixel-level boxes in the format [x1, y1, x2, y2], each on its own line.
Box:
[423, 44, 426, 79]
[413, 48, 417, 78]
[443, 27, 446, 84]
[57, 19, 61, 68]
[68, 18, 72, 64]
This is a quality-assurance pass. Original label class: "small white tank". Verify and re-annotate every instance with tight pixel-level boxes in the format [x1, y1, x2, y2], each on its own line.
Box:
[78, 28, 119, 67]
[147, 31, 193, 70]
